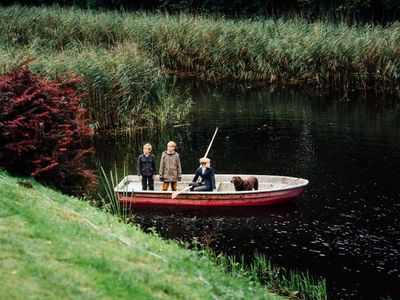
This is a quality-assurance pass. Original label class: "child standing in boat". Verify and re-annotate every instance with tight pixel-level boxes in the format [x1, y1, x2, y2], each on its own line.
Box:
[159, 141, 182, 191]
[137, 143, 157, 190]
[189, 157, 216, 191]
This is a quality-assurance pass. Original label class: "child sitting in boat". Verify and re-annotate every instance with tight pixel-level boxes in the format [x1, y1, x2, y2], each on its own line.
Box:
[189, 157, 216, 191]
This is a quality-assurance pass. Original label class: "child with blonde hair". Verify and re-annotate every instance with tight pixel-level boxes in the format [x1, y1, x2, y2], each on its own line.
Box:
[137, 143, 156, 190]
[189, 157, 216, 191]
[159, 141, 182, 191]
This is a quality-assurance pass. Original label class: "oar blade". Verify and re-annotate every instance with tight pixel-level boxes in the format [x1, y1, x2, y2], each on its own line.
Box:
[171, 186, 190, 199]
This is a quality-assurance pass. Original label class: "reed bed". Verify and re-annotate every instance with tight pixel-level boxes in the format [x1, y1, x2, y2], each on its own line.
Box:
[1, 5, 399, 131]
[0, 42, 191, 131]
[128, 14, 400, 95]
[0, 6, 191, 132]
[213, 253, 327, 300]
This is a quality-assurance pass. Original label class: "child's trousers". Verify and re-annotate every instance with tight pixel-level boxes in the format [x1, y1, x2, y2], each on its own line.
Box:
[162, 182, 177, 191]
[141, 175, 154, 190]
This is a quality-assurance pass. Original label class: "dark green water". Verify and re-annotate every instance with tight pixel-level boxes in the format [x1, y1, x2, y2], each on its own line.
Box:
[93, 84, 400, 299]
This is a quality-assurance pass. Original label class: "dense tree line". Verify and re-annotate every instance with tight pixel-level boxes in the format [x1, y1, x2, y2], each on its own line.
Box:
[2, 0, 399, 22]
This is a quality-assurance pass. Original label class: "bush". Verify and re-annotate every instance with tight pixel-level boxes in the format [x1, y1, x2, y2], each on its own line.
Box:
[0, 64, 97, 196]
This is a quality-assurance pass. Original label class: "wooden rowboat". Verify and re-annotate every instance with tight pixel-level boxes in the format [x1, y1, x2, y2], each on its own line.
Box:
[115, 174, 309, 207]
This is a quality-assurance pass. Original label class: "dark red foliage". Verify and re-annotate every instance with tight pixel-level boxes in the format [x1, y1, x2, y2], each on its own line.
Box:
[0, 64, 97, 196]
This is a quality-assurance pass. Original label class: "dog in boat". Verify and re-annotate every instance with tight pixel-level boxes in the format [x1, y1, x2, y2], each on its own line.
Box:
[231, 176, 258, 191]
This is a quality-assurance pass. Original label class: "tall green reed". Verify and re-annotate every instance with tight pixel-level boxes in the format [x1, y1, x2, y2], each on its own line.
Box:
[1, 4, 398, 105]
[98, 164, 131, 220]
[212, 252, 327, 300]
[1, 41, 191, 132]
[0, 6, 193, 132]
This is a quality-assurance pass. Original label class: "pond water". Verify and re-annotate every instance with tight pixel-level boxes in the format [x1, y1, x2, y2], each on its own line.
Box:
[93, 84, 400, 299]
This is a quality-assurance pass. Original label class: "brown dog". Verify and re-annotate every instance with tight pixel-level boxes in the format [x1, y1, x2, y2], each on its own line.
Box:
[231, 176, 258, 191]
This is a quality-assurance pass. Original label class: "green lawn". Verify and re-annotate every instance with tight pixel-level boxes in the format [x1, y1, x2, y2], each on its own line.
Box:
[0, 171, 282, 299]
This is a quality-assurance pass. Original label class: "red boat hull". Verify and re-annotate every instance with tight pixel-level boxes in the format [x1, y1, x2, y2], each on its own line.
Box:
[118, 186, 305, 207]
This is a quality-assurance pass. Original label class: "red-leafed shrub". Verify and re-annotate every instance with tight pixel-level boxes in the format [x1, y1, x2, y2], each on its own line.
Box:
[0, 64, 97, 196]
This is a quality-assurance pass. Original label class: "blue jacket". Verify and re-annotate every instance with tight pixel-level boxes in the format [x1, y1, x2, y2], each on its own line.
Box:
[192, 167, 216, 190]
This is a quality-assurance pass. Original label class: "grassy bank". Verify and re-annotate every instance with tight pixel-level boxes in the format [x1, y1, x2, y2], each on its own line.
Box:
[1, 5, 399, 100]
[0, 170, 326, 299]
[0, 170, 282, 299]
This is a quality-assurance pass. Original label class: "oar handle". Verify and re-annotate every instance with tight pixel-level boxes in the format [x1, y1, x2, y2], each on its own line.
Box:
[204, 127, 218, 158]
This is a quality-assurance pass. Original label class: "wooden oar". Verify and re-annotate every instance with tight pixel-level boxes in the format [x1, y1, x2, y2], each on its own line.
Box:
[171, 127, 219, 199]
[171, 186, 191, 199]
[203, 126, 218, 158]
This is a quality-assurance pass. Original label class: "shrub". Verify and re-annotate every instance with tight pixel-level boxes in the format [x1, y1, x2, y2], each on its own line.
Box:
[0, 64, 97, 196]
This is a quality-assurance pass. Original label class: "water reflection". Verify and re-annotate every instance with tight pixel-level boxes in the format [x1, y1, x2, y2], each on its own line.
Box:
[93, 85, 400, 300]
[131, 203, 300, 257]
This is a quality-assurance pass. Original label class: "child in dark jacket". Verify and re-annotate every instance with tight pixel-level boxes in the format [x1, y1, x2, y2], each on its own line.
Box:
[137, 143, 156, 190]
[189, 157, 216, 191]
